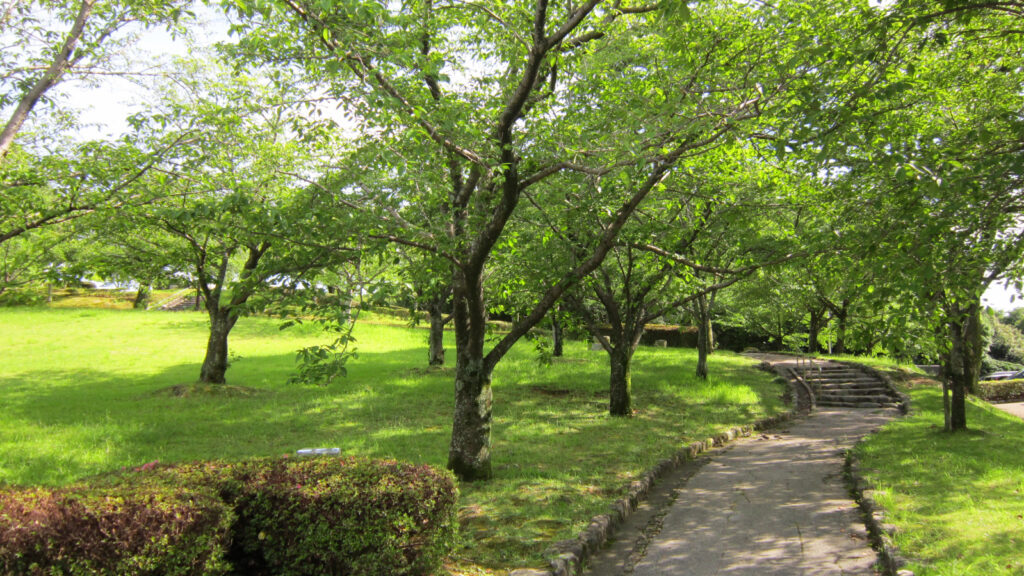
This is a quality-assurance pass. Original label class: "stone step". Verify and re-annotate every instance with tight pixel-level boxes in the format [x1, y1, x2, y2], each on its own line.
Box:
[802, 373, 876, 377]
[817, 384, 890, 393]
[807, 379, 881, 386]
[818, 394, 898, 404]
[818, 391, 893, 399]
[817, 400, 898, 409]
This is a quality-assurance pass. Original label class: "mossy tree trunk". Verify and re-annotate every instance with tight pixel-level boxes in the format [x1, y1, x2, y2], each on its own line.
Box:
[428, 299, 446, 366]
[552, 306, 564, 358]
[133, 283, 151, 309]
[608, 341, 634, 416]
[693, 292, 715, 380]
[943, 299, 983, 431]
[199, 310, 238, 384]
[807, 306, 825, 354]
[447, 268, 493, 481]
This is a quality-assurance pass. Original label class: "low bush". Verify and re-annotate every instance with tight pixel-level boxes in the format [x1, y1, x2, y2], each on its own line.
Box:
[0, 482, 233, 576]
[1, 457, 458, 576]
[229, 457, 458, 576]
[0, 287, 47, 307]
[981, 355, 1024, 375]
[976, 378, 1024, 402]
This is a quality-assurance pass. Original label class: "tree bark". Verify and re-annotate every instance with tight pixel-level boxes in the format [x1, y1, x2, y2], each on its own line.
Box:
[609, 345, 633, 416]
[447, 267, 494, 481]
[552, 308, 564, 358]
[448, 351, 493, 481]
[428, 301, 445, 366]
[0, 0, 95, 160]
[807, 307, 824, 354]
[833, 299, 849, 354]
[133, 284, 151, 309]
[694, 293, 713, 380]
[199, 311, 236, 384]
[944, 300, 982, 431]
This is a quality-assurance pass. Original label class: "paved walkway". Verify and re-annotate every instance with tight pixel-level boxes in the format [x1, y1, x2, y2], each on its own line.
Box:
[993, 401, 1024, 420]
[584, 370, 897, 575]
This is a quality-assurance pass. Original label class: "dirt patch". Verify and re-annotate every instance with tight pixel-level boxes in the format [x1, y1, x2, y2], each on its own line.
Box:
[405, 366, 455, 377]
[530, 385, 574, 397]
[151, 383, 265, 398]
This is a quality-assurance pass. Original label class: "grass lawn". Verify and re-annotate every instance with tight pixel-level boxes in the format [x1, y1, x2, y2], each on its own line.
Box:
[850, 365, 1024, 576]
[0, 306, 787, 573]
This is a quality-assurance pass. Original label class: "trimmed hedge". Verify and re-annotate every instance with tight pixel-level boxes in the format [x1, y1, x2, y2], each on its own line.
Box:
[230, 457, 457, 576]
[0, 457, 458, 576]
[977, 379, 1024, 403]
[0, 482, 233, 576]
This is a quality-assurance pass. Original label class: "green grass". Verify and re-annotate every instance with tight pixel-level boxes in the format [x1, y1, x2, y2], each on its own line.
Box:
[851, 366, 1024, 576]
[0, 307, 787, 572]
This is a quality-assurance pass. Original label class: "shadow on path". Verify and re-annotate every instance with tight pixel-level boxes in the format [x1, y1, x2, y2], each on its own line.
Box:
[584, 403, 895, 575]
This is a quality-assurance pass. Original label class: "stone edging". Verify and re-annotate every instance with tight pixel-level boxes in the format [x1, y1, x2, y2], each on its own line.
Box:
[510, 379, 803, 576]
[845, 452, 914, 576]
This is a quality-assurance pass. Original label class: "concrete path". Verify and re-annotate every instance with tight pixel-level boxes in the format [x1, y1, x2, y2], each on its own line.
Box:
[584, 408, 897, 576]
[993, 401, 1024, 421]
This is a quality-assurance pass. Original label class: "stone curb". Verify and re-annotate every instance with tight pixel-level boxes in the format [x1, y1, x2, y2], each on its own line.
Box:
[845, 452, 915, 576]
[509, 383, 803, 576]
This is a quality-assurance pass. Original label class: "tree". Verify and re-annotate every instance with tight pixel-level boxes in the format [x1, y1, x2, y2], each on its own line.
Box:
[228, 0, 865, 480]
[118, 66, 343, 384]
[815, 4, 1024, 430]
[0, 0, 191, 160]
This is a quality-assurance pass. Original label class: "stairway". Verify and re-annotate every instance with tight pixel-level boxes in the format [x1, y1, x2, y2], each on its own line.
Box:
[149, 290, 202, 312]
[799, 364, 901, 409]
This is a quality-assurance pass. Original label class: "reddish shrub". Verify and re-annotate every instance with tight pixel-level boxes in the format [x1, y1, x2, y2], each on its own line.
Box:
[0, 483, 233, 576]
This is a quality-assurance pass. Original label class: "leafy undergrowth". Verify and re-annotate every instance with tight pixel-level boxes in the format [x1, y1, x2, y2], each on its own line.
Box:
[851, 366, 1024, 576]
[0, 307, 787, 573]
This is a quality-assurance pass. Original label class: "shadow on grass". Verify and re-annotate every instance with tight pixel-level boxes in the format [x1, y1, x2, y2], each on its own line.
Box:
[1, 334, 787, 571]
[0, 343, 460, 486]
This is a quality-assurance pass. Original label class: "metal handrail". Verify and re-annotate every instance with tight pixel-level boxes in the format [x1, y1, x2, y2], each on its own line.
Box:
[146, 288, 194, 311]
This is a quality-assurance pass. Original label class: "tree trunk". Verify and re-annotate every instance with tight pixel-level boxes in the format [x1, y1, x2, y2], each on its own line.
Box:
[199, 311, 235, 384]
[428, 302, 445, 366]
[0, 0, 95, 160]
[448, 345, 493, 481]
[447, 268, 494, 481]
[944, 300, 982, 431]
[609, 345, 633, 416]
[193, 287, 202, 311]
[807, 307, 823, 354]
[552, 309, 564, 358]
[133, 284, 151, 309]
[694, 294, 713, 380]
[833, 299, 849, 354]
